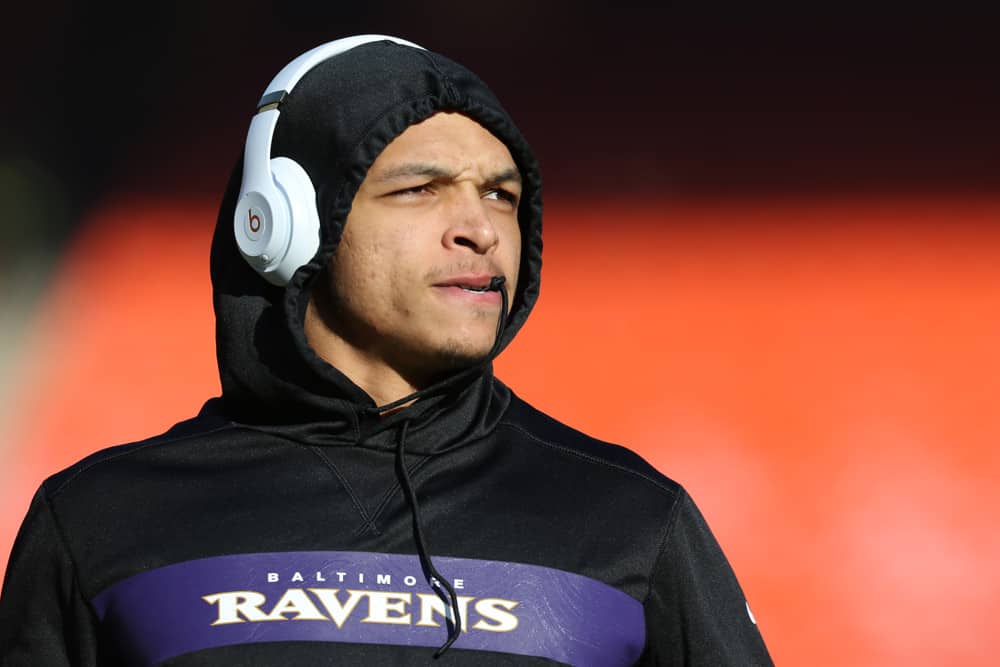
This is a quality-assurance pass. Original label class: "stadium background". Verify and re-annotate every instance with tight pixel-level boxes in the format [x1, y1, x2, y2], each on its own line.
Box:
[2, 3, 998, 664]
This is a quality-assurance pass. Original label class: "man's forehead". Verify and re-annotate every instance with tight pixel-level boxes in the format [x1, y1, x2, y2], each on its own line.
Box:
[368, 112, 519, 177]
[370, 163, 521, 185]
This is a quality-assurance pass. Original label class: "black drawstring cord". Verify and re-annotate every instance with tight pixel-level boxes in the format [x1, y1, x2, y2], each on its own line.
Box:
[395, 420, 464, 657]
[382, 277, 509, 657]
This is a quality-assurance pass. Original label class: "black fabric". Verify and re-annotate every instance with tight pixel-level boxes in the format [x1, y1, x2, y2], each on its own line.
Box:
[1, 38, 772, 666]
[2, 395, 772, 666]
[158, 642, 564, 666]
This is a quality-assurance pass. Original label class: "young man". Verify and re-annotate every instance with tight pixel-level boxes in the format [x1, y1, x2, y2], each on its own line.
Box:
[0, 35, 773, 665]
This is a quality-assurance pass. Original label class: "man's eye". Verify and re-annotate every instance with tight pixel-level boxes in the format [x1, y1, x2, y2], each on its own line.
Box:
[484, 189, 518, 205]
[392, 184, 431, 196]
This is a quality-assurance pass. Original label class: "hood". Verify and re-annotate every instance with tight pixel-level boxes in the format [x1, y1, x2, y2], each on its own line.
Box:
[209, 39, 543, 448]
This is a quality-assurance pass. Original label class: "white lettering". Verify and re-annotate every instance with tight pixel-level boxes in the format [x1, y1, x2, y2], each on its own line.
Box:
[291, 571, 304, 583]
[203, 587, 522, 634]
[315, 571, 326, 582]
[203, 591, 270, 625]
[363, 591, 412, 625]
[473, 598, 519, 632]
[308, 588, 367, 628]
[454, 578, 464, 590]
[336, 571, 347, 583]
[376, 574, 392, 585]
[403, 575, 417, 587]
[415, 593, 473, 630]
[265, 588, 328, 621]
[267, 572, 279, 583]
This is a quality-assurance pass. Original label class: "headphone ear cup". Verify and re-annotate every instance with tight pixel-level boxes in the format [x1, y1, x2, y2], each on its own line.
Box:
[234, 157, 320, 286]
[266, 157, 321, 285]
[234, 178, 289, 281]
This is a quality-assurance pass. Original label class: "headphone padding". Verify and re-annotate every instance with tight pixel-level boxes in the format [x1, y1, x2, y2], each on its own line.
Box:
[265, 157, 321, 286]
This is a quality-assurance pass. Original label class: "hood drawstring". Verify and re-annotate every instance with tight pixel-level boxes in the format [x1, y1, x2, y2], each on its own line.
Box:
[395, 419, 463, 657]
[373, 277, 509, 658]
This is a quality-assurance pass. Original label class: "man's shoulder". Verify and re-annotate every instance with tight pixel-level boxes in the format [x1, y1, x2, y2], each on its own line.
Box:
[41, 399, 231, 500]
[499, 392, 681, 497]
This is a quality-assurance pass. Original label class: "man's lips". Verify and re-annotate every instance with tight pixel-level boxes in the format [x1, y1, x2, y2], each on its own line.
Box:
[433, 274, 500, 292]
[432, 274, 504, 303]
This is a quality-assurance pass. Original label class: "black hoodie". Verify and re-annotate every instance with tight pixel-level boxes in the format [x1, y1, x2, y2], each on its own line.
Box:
[0, 39, 773, 666]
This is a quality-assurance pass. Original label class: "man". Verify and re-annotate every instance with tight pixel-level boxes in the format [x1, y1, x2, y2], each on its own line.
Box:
[0, 35, 773, 665]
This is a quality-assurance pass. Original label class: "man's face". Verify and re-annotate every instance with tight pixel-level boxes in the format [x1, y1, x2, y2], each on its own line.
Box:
[317, 112, 522, 381]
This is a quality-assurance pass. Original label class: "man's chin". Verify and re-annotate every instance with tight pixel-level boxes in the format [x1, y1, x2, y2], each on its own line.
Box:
[434, 342, 493, 372]
[389, 332, 496, 387]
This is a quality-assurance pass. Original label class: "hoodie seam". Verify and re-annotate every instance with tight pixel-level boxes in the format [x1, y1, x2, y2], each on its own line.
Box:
[412, 49, 460, 100]
[643, 486, 686, 606]
[497, 421, 679, 496]
[354, 455, 433, 538]
[38, 486, 104, 618]
[498, 419, 684, 606]
[308, 446, 382, 536]
[47, 423, 236, 498]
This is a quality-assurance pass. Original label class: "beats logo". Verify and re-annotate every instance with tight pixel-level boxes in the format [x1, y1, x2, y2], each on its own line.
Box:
[247, 209, 261, 233]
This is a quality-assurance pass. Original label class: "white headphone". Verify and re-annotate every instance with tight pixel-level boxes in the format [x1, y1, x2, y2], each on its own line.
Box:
[234, 34, 425, 286]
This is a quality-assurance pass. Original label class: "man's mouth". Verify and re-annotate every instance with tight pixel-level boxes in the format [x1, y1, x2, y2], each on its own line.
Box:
[457, 284, 490, 293]
[435, 275, 500, 293]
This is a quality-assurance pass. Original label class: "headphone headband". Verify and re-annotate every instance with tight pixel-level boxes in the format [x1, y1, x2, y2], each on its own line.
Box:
[260, 34, 425, 106]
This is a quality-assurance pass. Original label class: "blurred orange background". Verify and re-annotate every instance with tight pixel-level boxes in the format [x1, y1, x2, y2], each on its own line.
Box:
[2, 192, 998, 665]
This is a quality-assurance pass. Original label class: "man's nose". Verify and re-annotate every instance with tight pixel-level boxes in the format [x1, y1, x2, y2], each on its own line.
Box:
[442, 191, 500, 253]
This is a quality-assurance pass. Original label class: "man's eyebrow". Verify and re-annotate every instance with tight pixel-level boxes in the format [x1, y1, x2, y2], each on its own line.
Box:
[484, 167, 522, 186]
[371, 163, 522, 185]
[371, 163, 456, 182]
